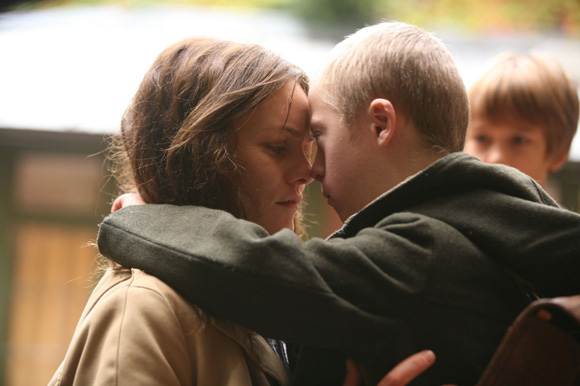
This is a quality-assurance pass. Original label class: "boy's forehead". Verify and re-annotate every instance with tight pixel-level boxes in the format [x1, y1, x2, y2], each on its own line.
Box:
[473, 113, 548, 131]
[308, 86, 340, 125]
[307, 85, 324, 106]
[470, 116, 549, 138]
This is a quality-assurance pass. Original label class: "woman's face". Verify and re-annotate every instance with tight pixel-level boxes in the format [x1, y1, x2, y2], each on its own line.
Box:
[235, 81, 313, 234]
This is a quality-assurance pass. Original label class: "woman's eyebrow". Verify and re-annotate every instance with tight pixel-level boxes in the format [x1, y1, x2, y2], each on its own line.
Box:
[284, 127, 306, 137]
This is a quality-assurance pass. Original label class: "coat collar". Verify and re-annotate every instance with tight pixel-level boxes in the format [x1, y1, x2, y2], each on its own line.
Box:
[332, 152, 553, 239]
[210, 316, 291, 385]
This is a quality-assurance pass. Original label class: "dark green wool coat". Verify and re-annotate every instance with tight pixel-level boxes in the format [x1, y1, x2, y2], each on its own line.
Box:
[98, 153, 580, 386]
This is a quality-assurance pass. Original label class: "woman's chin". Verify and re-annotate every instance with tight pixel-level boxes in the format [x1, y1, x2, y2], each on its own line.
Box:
[264, 220, 294, 235]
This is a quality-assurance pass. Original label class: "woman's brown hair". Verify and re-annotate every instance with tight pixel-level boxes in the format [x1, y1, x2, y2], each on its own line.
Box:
[111, 38, 309, 223]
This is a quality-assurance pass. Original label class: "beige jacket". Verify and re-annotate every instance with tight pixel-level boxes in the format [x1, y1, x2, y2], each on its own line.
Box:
[49, 268, 290, 386]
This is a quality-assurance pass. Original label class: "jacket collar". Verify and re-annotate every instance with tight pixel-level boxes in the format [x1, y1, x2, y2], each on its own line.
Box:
[332, 152, 554, 238]
[210, 317, 291, 385]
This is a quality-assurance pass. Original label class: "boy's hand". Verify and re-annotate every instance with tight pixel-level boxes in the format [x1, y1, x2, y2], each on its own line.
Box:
[343, 350, 445, 386]
[111, 193, 146, 213]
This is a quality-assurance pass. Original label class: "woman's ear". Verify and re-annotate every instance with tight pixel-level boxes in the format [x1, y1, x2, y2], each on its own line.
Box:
[369, 98, 396, 147]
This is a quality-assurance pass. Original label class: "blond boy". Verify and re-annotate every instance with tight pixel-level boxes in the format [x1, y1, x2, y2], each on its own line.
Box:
[98, 22, 580, 385]
[464, 52, 579, 187]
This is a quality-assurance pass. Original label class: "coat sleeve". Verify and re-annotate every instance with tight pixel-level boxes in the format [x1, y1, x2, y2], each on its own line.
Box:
[97, 204, 435, 358]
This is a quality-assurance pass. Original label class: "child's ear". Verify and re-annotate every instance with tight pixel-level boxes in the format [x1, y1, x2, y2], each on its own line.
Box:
[548, 147, 570, 172]
[369, 98, 396, 147]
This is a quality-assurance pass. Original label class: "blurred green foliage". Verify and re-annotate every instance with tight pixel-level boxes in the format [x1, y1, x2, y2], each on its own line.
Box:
[294, 0, 580, 36]
[5, 0, 580, 37]
[382, 0, 580, 36]
[291, 0, 377, 30]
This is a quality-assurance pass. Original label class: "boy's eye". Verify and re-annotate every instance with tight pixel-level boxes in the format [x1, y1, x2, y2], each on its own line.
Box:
[475, 134, 490, 144]
[512, 136, 529, 145]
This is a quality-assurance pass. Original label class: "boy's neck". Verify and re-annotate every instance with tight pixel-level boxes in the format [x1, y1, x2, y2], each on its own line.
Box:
[345, 139, 444, 221]
[336, 111, 447, 221]
[383, 148, 442, 193]
[380, 123, 444, 195]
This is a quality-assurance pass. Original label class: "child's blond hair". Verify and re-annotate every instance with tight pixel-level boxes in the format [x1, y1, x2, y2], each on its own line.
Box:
[315, 21, 469, 154]
[469, 52, 579, 158]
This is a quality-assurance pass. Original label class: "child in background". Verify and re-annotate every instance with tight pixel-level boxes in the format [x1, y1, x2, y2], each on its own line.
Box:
[464, 52, 579, 188]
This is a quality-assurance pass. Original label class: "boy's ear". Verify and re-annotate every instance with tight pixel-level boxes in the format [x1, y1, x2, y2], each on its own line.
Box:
[369, 98, 396, 147]
[549, 147, 570, 172]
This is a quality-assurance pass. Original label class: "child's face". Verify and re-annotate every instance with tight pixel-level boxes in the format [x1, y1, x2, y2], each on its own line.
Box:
[464, 116, 560, 187]
[309, 87, 378, 221]
[235, 82, 313, 234]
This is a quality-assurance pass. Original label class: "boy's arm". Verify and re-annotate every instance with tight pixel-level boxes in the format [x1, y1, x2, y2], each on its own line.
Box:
[97, 204, 433, 356]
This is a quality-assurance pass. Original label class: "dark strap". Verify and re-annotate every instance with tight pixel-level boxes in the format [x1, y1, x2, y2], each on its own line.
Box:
[503, 265, 541, 302]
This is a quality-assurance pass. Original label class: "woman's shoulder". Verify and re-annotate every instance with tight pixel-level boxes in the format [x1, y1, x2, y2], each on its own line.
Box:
[95, 266, 184, 300]
[85, 267, 206, 329]
[52, 268, 205, 385]
[75, 268, 288, 385]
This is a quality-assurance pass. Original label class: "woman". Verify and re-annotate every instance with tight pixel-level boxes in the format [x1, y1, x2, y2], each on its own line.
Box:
[49, 37, 312, 386]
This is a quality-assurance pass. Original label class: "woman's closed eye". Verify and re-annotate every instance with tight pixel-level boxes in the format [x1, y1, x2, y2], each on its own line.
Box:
[267, 145, 286, 155]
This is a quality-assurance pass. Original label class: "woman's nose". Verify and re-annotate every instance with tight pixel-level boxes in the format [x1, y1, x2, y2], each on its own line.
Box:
[290, 151, 314, 186]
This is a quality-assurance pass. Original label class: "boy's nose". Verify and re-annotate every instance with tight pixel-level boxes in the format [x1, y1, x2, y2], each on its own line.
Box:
[484, 145, 510, 166]
[310, 154, 324, 182]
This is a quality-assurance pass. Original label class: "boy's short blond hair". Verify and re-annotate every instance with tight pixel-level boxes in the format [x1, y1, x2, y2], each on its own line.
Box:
[315, 21, 469, 154]
[469, 52, 579, 158]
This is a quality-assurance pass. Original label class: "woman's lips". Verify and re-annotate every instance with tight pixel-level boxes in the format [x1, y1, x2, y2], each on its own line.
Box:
[276, 196, 301, 210]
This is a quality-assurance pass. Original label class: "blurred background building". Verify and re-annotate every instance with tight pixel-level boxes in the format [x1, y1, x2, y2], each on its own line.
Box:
[0, 0, 579, 384]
